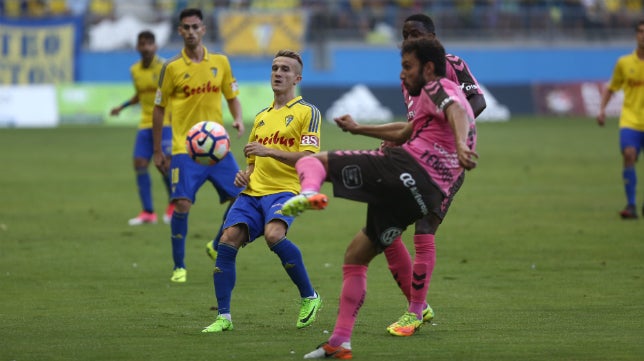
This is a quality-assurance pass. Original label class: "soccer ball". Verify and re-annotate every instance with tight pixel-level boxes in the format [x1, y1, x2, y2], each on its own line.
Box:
[185, 121, 230, 165]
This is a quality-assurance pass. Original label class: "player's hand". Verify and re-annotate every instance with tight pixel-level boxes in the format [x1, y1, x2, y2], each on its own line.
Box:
[379, 140, 397, 150]
[153, 151, 170, 175]
[456, 142, 478, 171]
[596, 111, 606, 127]
[232, 119, 245, 138]
[233, 169, 250, 187]
[334, 114, 359, 134]
[243, 142, 269, 157]
[110, 107, 121, 116]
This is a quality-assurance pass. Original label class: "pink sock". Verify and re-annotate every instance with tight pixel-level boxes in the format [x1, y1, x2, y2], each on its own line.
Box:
[328, 264, 367, 347]
[295, 156, 326, 193]
[409, 234, 436, 319]
[384, 236, 412, 303]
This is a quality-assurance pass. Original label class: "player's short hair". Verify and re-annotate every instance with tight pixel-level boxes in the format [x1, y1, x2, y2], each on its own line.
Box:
[138, 30, 155, 43]
[637, 19, 644, 30]
[404, 13, 435, 34]
[401, 38, 446, 77]
[275, 49, 303, 71]
[179, 8, 203, 21]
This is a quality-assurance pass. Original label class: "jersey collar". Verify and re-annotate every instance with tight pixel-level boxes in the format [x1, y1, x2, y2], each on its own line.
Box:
[181, 46, 210, 65]
[268, 95, 302, 111]
[140, 55, 160, 69]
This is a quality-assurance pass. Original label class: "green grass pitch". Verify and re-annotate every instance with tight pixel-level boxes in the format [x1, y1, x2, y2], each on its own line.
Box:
[0, 116, 643, 360]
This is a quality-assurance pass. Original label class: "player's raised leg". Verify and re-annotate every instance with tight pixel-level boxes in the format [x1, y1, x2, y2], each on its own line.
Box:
[281, 156, 329, 216]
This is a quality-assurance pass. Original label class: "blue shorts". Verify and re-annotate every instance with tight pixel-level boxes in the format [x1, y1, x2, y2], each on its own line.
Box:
[620, 128, 644, 154]
[223, 192, 296, 244]
[133, 126, 172, 159]
[170, 153, 243, 204]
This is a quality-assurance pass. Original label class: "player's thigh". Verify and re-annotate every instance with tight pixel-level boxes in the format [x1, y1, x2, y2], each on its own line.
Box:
[133, 128, 154, 161]
[208, 152, 244, 203]
[223, 195, 264, 244]
[170, 154, 208, 204]
[344, 230, 379, 265]
[326, 150, 393, 204]
[261, 192, 295, 245]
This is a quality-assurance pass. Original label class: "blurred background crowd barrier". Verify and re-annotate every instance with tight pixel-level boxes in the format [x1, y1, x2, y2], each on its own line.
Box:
[0, 0, 639, 126]
[0, 0, 641, 45]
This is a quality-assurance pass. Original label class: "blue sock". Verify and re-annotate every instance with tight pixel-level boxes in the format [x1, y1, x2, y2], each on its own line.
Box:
[623, 167, 637, 206]
[136, 168, 153, 212]
[214, 244, 238, 314]
[271, 239, 315, 298]
[170, 211, 188, 269]
[212, 202, 233, 250]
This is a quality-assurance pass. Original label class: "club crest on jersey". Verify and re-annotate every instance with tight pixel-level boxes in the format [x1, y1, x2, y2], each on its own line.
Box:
[211, 67, 218, 77]
[257, 120, 265, 127]
[285, 115, 294, 127]
[183, 73, 190, 79]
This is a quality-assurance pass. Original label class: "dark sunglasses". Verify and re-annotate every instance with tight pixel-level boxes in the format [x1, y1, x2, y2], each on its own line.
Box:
[181, 23, 201, 31]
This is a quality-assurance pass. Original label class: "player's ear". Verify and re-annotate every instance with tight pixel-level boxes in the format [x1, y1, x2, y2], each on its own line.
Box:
[422, 61, 434, 81]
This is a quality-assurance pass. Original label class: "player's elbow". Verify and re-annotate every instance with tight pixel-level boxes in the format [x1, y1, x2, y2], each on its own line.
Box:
[469, 95, 487, 118]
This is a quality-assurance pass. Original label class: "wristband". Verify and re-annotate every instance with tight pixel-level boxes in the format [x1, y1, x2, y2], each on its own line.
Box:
[121, 100, 132, 108]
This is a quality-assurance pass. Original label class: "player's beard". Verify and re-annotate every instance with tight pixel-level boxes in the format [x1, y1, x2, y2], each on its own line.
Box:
[406, 69, 425, 97]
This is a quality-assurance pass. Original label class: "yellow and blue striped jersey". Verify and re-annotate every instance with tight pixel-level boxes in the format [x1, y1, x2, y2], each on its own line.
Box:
[130, 55, 170, 129]
[155, 47, 239, 154]
[243, 96, 321, 196]
[608, 51, 644, 131]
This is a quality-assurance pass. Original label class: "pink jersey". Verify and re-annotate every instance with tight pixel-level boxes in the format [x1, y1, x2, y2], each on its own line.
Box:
[445, 53, 483, 98]
[401, 77, 476, 197]
[402, 53, 483, 107]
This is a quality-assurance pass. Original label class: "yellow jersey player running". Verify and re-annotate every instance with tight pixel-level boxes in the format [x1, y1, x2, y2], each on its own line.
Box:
[152, 8, 245, 283]
[202, 50, 322, 333]
[110, 30, 174, 226]
[598, 19, 644, 219]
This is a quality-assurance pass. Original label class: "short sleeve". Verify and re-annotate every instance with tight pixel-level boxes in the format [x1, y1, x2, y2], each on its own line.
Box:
[220, 56, 239, 101]
[155, 63, 172, 108]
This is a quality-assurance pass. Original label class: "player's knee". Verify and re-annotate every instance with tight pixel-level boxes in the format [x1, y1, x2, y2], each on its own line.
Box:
[174, 199, 192, 213]
[414, 216, 439, 235]
[623, 149, 638, 166]
[220, 226, 245, 249]
[343, 235, 376, 265]
[134, 158, 148, 169]
[263, 221, 287, 246]
[264, 230, 287, 246]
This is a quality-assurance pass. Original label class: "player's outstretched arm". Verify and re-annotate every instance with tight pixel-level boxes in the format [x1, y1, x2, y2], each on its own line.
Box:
[334, 114, 410, 142]
[110, 95, 139, 116]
